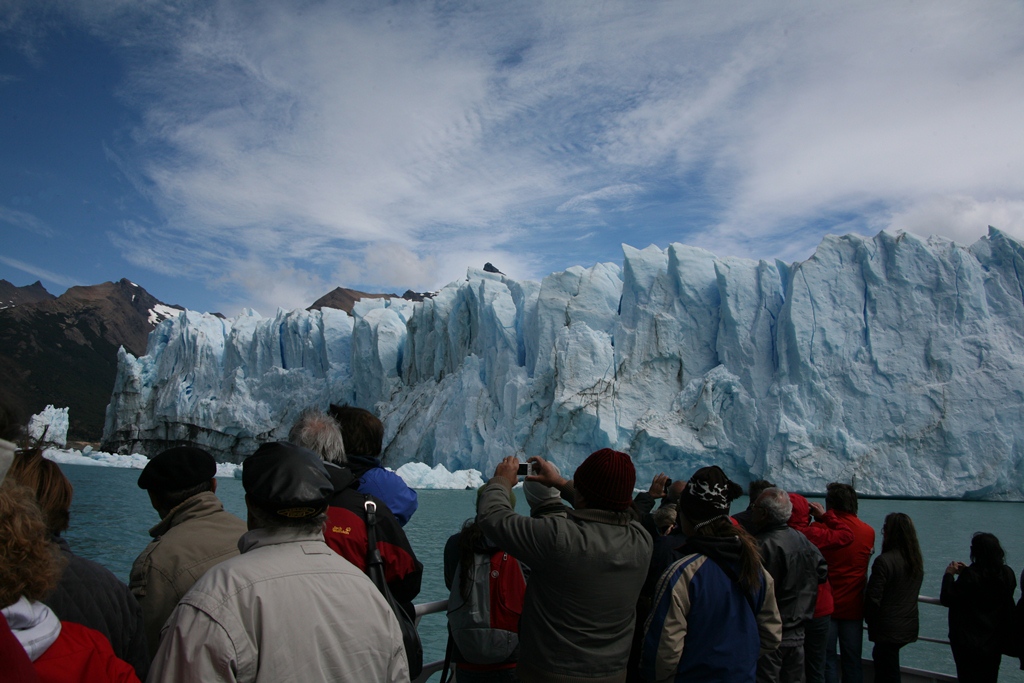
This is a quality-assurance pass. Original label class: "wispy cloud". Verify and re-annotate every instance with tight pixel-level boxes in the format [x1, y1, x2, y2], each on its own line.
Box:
[0, 206, 53, 237]
[12, 0, 1024, 309]
[0, 255, 78, 287]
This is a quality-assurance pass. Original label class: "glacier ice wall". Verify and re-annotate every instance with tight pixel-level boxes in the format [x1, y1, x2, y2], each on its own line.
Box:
[103, 229, 1024, 499]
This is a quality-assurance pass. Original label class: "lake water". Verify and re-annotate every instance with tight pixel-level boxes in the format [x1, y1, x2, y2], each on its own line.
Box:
[59, 463, 1024, 681]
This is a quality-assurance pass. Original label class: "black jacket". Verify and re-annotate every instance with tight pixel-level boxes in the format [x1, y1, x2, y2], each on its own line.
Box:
[756, 522, 828, 642]
[44, 536, 149, 679]
[864, 550, 923, 645]
[941, 563, 1017, 654]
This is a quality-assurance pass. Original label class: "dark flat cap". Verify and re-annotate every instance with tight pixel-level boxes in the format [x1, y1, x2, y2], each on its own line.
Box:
[138, 446, 217, 491]
[242, 442, 332, 519]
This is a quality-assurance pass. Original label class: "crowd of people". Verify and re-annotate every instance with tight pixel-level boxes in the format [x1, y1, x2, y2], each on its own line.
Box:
[1, 401, 1023, 683]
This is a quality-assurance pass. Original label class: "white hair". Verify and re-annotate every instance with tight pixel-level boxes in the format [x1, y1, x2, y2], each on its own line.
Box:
[755, 487, 793, 525]
[288, 409, 347, 464]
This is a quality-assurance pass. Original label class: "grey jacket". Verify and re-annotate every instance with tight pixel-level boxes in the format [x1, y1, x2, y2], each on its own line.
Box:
[147, 526, 408, 683]
[477, 479, 653, 683]
[130, 492, 247, 654]
[755, 523, 827, 643]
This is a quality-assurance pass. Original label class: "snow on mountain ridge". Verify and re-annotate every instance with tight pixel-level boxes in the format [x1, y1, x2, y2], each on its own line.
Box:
[102, 229, 1024, 499]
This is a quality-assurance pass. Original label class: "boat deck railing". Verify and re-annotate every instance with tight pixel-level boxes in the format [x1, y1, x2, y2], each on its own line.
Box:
[413, 600, 448, 683]
[411, 595, 961, 683]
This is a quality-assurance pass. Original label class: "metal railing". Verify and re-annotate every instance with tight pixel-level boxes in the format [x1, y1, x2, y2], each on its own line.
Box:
[412, 595, 958, 683]
[413, 600, 449, 683]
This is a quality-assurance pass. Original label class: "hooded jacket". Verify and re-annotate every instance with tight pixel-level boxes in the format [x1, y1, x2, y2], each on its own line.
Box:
[641, 536, 782, 683]
[786, 494, 853, 618]
[322, 462, 422, 604]
[2, 597, 139, 683]
[818, 510, 874, 620]
[347, 454, 419, 526]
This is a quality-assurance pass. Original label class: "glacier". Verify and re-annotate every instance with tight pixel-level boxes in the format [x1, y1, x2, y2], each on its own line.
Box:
[102, 229, 1024, 500]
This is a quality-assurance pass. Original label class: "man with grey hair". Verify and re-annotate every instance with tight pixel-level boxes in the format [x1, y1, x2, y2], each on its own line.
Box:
[754, 488, 828, 683]
[288, 408, 347, 464]
[289, 409, 422, 608]
[149, 442, 407, 682]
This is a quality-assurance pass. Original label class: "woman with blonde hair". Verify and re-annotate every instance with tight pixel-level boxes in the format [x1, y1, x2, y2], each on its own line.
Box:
[0, 482, 139, 682]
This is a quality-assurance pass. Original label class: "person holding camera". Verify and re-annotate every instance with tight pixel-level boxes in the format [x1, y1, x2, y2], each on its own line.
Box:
[940, 533, 1018, 683]
[476, 450, 653, 683]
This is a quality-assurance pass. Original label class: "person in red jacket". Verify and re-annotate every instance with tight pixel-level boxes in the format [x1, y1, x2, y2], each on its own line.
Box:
[820, 483, 874, 683]
[788, 493, 854, 683]
[0, 482, 139, 683]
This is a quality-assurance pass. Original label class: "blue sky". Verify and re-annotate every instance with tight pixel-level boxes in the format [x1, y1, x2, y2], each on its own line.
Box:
[2, 1, 1024, 315]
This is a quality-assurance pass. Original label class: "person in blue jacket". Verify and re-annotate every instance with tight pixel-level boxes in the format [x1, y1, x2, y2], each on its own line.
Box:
[642, 466, 782, 682]
[329, 404, 418, 526]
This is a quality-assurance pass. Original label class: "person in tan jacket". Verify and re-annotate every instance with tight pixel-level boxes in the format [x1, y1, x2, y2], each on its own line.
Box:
[148, 442, 407, 683]
[129, 446, 247, 654]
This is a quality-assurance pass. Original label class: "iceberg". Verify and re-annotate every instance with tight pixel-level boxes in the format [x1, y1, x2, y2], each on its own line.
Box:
[102, 229, 1024, 500]
[28, 405, 69, 447]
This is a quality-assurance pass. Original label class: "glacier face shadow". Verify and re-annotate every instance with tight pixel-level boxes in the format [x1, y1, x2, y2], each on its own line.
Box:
[102, 228, 1024, 500]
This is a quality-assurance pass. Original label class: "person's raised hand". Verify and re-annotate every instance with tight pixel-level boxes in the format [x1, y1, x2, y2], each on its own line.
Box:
[493, 456, 520, 488]
[649, 473, 669, 499]
[525, 456, 567, 489]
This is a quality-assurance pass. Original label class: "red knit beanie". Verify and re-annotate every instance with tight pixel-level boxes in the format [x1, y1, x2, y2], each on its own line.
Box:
[573, 448, 636, 512]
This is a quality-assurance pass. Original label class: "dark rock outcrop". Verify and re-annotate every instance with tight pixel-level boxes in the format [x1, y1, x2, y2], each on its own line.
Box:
[0, 280, 55, 309]
[0, 279, 181, 440]
[307, 287, 396, 313]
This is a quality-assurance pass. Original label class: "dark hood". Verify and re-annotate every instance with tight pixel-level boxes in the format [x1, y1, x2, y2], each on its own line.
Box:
[679, 534, 746, 567]
[346, 454, 382, 479]
[324, 461, 359, 493]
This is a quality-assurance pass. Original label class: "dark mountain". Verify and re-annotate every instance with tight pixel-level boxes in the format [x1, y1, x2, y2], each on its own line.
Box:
[0, 279, 182, 441]
[307, 287, 396, 313]
[0, 280, 55, 308]
[307, 286, 435, 312]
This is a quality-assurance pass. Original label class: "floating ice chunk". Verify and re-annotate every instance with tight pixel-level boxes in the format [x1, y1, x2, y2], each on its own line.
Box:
[394, 462, 485, 490]
[28, 406, 69, 447]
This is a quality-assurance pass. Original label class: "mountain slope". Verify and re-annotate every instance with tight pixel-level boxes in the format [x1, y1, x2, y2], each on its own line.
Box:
[0, 280, 55, 309]
[0, 279, 181, 440]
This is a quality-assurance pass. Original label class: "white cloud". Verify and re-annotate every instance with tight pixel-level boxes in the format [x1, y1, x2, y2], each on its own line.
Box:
[888, 196, 1024, 246]
[0, 206, 53, 237]
[0, 255, 78, 287]
[21, 0, 1023, 303]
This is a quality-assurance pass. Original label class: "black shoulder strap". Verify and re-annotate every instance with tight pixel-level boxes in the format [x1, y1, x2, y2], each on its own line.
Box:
[363, 496, 386, 588]
[439, 632, 454, 683]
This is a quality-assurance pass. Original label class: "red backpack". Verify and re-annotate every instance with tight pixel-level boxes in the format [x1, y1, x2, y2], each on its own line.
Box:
[446, 549, 527, 664]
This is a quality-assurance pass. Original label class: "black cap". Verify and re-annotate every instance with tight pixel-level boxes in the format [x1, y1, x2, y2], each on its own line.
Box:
[138, 447, 217, 491]
[242, 442, 332, 520]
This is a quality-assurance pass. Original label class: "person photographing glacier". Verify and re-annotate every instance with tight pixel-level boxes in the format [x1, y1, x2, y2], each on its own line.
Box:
[476, 450, 652, 683]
